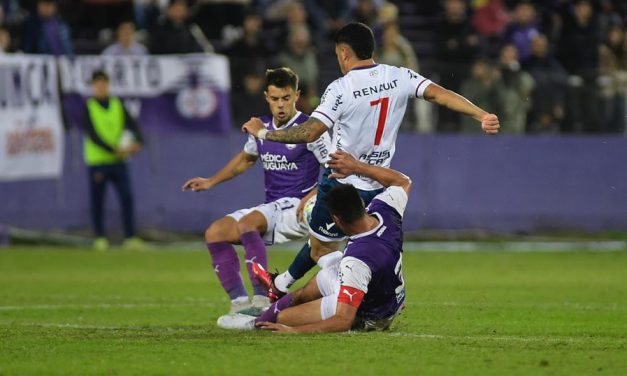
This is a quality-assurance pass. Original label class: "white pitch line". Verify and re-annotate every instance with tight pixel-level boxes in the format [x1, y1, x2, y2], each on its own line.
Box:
[0, 302, 220, 311]
[389, 332, 624, 344]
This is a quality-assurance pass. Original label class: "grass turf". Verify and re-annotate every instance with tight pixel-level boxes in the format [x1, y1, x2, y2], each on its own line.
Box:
[0, 246, 625, 375]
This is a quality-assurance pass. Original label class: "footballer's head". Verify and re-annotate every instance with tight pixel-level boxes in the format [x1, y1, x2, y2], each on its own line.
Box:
[333, 22, 375, 75]
[325, 184, 367, 233]
[91, 70, 110, 99]
[264, 67, 300, 125]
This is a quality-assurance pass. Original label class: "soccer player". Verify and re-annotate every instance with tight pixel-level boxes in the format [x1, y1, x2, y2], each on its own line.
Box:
[182, 67, 331, 314]
[217, 150, 410, 332]
[243, 22, 500, 300]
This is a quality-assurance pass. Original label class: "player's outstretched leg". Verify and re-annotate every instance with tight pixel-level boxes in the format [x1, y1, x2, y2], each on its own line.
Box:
[273, 241, 315, 294]
[205, 217, 249, 313]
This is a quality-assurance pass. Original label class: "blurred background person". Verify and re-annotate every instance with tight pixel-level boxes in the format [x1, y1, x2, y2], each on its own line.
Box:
[149, 0, 202, 54]
[498, 43, 535, 134]
[102, 20, 147, 55]
[230, 65, 268, 128]
[557, 0, 601, 133]
[277, 26, 318, 97]
[82, 70, 144, 251]
[303, 0, 349, 38]
[459, 58, 505, 133]
[504, 0, 539, 63]
[436, 0, 479, 132]
[224, 9, 271, 92]
[523, 33, 568, 133]
[21, 0, 73, 55]
[598, 24, 627, 133]
[0, 26, 11, 53]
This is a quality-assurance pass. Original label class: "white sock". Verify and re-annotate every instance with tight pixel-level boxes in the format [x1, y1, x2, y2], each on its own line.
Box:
[274, 271, 295, 293]
[317, 251, 343, 268]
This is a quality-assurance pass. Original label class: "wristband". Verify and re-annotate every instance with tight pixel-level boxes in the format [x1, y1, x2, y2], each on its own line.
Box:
[258, 129, 268, 140]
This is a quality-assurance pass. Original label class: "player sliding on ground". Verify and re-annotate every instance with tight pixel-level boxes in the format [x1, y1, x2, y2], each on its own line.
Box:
[218, 150, 411, 332]
[182, 68, 331, 315]
[243, 22, 500, 302]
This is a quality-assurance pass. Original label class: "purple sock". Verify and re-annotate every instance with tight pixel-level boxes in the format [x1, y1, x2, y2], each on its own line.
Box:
[255, 293, 293, 324]
[239, 231, 268, 296]
[207, 242, 247, 300]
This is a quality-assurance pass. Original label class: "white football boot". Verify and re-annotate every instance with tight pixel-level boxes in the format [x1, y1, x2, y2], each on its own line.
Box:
[217, 313, 256, 330]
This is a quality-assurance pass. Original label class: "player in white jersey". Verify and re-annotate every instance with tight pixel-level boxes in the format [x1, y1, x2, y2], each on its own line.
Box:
[243, 22, 500, 301]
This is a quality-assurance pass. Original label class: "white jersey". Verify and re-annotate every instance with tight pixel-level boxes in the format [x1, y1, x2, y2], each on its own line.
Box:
[312, 64, 433, 190]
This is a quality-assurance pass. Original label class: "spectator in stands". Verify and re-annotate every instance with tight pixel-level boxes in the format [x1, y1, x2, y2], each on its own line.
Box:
[149, 0, 202, 54]
[79, 0, 135, 38]
[21, 0, 73, 55]
[598, 0, 623, 38]
[102, 21, 147, 55]
[269, 1, 317, 52]
[304, 0, 349, 38]
[351, 0, 377, 27]
[277, 27, 318, 96]
[523, 34, 567, 133]
[504, 1, 540, 62]
[230, 66, 268, 128]
[498, 43, 535, 134]
[598, 24, 627, 133]
[436, 0, 479, 132]
[82, 70, 144, 252]
[224, 9, 270, 92]
[375, 20, 432, 133]
[0, 27, 10, 53]
[557, 0, 601, 132]
[460, 58, 505, 133]
[472, 0, 509, 38]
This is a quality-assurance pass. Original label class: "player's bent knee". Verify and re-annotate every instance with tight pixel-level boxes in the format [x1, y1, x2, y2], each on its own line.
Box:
[236, 212, 267, 235]
[205, 219, 237, 243]
[309, 240, 339, 261]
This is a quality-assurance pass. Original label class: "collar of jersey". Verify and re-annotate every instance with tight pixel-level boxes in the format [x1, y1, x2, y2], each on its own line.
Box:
[268, 111, 302, 131]
[350, 63, 379, 72]
[349, 212, 383, 240]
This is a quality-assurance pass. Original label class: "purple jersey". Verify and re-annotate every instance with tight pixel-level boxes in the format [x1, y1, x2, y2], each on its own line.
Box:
[244, 112, 331, 203]
[339, 186, 408, 321]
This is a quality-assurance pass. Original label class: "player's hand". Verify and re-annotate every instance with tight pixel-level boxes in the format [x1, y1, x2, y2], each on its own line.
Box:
[114, 148, 130, 159]
[481, 113, 500, 134]
[241, 117, 265, 138]
[256, 321, 297, 333]
[181, 177, 214, 192]
[328, 150, 360, 179]
[127, 143, 142, 155]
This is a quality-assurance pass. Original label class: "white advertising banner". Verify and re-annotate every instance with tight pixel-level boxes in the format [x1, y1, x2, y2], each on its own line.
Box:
[0, 55, 64, 181]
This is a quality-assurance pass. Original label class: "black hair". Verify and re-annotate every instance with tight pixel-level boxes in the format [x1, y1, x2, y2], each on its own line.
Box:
[265, 67, 299, 90]
[333, 22, 375, 60]
[324, 184, 366, 225]
[91, 70, 109, 82]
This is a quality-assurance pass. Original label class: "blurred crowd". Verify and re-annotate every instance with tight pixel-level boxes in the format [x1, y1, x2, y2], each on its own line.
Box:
[1, 0, 626, 134]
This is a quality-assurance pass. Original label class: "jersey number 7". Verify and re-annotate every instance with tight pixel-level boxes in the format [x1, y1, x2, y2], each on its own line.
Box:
[370, 97, 389, 146]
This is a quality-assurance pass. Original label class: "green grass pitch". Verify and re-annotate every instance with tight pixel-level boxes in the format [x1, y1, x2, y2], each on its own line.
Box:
[1, 246, 625, 375]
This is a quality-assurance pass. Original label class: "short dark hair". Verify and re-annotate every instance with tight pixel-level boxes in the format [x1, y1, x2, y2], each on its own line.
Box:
[333, 22, 375, 60]
[265, 67, 299, 90]
[91, 70, 109, 82]
[324, 184, 366, 225]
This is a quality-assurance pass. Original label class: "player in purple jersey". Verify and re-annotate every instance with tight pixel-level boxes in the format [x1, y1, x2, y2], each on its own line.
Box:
[217, 150, 411, 332]
[244, 22, 500, 305]
[182, 68, 331, 315]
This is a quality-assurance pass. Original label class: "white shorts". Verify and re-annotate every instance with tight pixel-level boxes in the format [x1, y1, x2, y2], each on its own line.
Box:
[316, 263, 341, 320]
[315, 261, 402, 331]
[227, 197, 308, 246]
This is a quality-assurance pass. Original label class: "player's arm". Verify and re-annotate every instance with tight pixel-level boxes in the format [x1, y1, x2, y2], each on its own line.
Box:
[328, 150, 412, 195]
[241, 116, 328, 144]
[257, 302, 358, 333]
[423, 83, 499, 134]
[181, 151, 257, 192]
